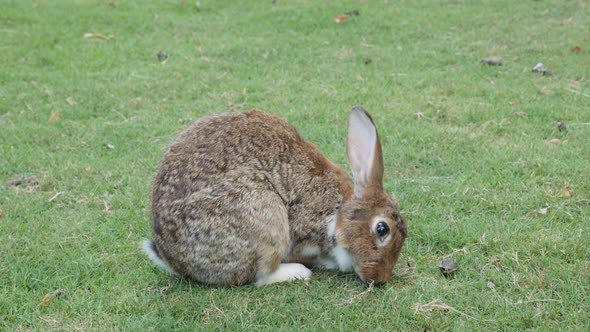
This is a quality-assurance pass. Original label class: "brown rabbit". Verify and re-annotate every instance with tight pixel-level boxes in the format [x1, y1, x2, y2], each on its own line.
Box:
[143, 107, 407, 286]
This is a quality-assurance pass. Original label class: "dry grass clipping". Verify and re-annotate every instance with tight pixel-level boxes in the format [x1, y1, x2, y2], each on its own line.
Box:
[201, 290, 225, 322]
[414, 299, 494, 322]
[338, 281, 375, 306]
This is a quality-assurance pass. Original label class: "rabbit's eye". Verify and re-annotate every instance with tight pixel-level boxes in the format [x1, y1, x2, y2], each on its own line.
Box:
[376, 221, 389, 237]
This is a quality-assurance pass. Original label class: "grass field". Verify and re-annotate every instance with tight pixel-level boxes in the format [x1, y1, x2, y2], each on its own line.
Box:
[2, 0, 589, 330]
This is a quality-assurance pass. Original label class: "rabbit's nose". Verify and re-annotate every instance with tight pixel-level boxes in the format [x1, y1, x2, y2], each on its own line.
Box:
[358, 268, 391, 286]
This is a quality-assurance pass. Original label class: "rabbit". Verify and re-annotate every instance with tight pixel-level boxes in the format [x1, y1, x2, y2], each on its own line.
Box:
[143, 106, 407, 286]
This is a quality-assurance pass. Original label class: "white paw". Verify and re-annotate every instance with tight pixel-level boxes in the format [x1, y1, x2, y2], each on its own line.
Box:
[255, 263, 312, 286]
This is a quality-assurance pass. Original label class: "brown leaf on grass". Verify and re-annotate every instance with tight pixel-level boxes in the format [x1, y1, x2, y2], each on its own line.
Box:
[40, 293, 51, 306]
[572, 45, 582, 54]
[65, 97, 75, 106]
[413, 112, 425, 119]
[547, 138, 560, 145]
[49, 112, 60, 122]
[83, 33, 115, 40]
[335, 10, 359, 24]
[8, 176, 39, 186]
[561, 183, 571, 197]
[335, 14, 349, 24]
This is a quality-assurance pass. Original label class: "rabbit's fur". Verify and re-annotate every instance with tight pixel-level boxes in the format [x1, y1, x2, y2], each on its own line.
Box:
[144, 107, 407, 286]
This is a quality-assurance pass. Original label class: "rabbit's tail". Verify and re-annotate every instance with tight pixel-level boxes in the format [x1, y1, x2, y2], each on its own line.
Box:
[141, 239, 177, 275]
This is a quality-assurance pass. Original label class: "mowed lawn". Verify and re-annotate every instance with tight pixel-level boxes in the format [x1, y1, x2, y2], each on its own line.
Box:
[1, 0, 589, 330]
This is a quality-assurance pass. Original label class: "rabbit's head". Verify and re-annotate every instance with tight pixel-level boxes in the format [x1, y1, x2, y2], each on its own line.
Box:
[335, 107, 407, 285]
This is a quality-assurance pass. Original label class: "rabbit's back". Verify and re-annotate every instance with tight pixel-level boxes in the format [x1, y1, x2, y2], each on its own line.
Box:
[152, 111, 328, 204]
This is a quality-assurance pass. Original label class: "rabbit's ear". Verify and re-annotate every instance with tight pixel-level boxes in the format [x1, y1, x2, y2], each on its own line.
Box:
[346, 107, 384, 196]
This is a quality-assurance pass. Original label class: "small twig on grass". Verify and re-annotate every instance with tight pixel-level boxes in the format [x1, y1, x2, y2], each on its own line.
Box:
[48, 192, 64, 202]
[450, 247, 469, 256]
[338, 281, 375, 306]
[2, 29, 30, 35]
[567, 88, 590, 98]
[103, 200, 111, 213]
[415, 299, 494, 322]
[83, 33, 115, 40]
[516, 299, 563, 305]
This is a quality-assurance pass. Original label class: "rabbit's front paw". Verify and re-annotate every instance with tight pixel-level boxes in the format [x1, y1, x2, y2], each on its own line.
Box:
[255, 263, 312, 286]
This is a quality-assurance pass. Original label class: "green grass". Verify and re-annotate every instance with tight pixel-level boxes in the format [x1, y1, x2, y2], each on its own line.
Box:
[2, 0, 589, 330]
